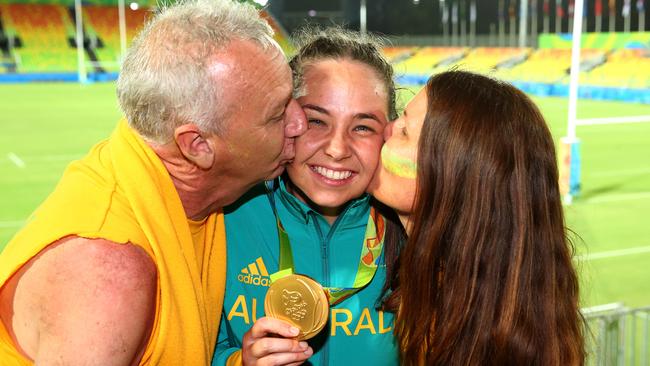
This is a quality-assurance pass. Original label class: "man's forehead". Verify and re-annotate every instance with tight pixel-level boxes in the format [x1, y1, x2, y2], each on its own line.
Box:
[205, 39, 292, 110]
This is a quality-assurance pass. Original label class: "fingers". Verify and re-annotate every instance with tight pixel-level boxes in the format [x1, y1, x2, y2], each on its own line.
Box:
[264, 350, 312, 366]
[286, 362, 308, 366]
[248, 317, 300, 339]
[242, 317, 314, 366]
[249, 337, 310, 357]
[248, 341, 313, 366]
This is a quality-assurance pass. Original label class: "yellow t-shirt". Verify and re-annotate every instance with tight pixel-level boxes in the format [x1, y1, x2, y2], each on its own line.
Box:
[0, 121, 226, 365]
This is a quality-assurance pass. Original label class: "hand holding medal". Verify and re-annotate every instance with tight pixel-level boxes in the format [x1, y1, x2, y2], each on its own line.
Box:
[264, 273, 329, 340]
[264, 207, 385, 340]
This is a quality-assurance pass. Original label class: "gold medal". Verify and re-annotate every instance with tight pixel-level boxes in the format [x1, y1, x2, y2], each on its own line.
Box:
[264, 274, 329, 340]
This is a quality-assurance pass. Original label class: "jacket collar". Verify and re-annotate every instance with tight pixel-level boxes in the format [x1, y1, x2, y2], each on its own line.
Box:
[274, 177, 370, 227]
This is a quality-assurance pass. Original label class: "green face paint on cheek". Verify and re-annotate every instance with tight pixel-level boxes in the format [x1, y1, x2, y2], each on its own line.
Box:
[380, 144, 417, 179]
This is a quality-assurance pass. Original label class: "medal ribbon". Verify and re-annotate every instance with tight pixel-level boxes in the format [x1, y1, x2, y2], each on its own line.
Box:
[269, 206, 386, 306]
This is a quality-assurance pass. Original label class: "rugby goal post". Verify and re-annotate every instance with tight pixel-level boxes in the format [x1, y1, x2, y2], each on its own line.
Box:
[562, 0, 650, 204]
[73, 0, 129, 83]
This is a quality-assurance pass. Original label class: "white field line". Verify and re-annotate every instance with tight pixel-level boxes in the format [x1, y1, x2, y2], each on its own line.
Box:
[7, 153, 26, 168]
[25, 154, 82, 162]
[580, 191, 650, 204]
[576, 245, 650, 261]
[576, 115, 650, 126]
[2, 154, 81, 164]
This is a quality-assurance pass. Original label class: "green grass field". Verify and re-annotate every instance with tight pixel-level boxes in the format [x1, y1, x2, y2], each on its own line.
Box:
[1, 82, 649, 309]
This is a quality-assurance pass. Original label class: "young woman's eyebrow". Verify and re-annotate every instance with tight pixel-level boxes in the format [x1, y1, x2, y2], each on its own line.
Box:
[302, 104, 330, 115]
[355, 112, 381, 122]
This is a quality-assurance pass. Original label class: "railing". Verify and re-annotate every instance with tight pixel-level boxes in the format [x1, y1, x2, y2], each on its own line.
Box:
[584, 303, 650, 365]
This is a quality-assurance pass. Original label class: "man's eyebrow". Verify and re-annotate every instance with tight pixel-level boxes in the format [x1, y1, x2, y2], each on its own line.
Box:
[302, 104, 330, 115]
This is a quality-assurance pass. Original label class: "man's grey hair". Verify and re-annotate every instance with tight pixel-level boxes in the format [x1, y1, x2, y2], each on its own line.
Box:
[116, 0, 275, 144]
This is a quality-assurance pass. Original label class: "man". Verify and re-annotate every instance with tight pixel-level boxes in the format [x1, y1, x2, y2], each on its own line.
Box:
[0, 0, 307, 364]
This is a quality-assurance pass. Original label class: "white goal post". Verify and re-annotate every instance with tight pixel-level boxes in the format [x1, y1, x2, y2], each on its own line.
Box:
[563, 0, 650, 204]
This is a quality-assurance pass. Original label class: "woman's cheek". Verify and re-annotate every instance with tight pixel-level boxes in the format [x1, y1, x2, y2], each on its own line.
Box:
[380, 144, 417, 179]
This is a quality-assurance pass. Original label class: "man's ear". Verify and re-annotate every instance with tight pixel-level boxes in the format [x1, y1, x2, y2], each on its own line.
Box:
[174, 124, 215, 170]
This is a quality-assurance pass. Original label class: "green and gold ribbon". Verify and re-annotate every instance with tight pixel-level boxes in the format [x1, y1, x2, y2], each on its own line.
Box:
[269, 203, 385, 306]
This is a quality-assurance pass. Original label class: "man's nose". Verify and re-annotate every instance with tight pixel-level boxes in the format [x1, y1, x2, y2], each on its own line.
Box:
[284, 99, 307, 138]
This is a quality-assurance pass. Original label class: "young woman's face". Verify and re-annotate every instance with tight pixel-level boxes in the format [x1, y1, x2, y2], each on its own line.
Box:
[368, 87, 427, 216]
[286, 59, 389, 218]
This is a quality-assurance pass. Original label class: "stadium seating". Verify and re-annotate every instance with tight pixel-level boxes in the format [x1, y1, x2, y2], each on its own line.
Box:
[392, 47, 467, 76]
[1, 3, 649, 95]
[82, 5, 149, 71]
[0, 3, 81, 72]
[497, 48, 606, 84]
[583, 48, 650, 89]
[381, 46, 417, 62]
[449, 47, 531, 74]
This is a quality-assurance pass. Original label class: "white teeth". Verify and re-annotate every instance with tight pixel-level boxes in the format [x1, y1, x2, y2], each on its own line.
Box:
[313, 166, 352, 180]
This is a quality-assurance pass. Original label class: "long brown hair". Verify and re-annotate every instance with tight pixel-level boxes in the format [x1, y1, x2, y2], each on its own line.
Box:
[390, 71, 585, 365]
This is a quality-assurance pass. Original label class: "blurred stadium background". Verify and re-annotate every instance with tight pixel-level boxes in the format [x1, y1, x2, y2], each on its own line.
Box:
[0, 0, 649, 364]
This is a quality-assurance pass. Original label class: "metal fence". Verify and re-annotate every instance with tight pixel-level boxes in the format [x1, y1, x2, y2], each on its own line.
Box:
[584, 303, 650, 366]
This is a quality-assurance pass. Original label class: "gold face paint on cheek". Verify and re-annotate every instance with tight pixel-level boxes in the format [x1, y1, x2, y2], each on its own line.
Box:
[380, 144, 417, 179]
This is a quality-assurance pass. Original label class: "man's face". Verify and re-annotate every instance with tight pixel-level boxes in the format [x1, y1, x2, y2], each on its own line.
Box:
[209, 40, 306, 199]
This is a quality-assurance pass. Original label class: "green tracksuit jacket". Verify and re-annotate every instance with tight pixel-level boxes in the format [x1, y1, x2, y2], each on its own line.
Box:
[213, 179, 398, 366]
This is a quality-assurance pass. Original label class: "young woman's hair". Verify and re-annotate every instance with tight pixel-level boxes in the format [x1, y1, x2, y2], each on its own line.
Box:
[288, 26, 398, 120]
[389, 70, 585, 365]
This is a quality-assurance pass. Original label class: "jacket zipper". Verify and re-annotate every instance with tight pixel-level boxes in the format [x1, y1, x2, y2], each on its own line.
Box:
[309, 204, 356, 366]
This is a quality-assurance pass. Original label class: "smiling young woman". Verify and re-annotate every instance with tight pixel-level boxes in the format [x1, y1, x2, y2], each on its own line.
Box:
[284, 57, 388, 223]
[213, 27, 404, 366]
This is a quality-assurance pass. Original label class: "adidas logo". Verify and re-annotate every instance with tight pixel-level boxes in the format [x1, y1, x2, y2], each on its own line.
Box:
[237, 257, 271, 287]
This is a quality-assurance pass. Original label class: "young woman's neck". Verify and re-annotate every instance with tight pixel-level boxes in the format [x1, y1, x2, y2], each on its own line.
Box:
[285, 179, 343, 226]
[320, 210, 340, 225]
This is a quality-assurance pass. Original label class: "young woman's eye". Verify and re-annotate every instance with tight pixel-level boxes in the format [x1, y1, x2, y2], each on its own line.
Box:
[308, 118, 325, 126]
[354, 125, 375, 133]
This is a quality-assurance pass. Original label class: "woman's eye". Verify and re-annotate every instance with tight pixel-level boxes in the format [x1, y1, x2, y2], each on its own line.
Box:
[308, 118, 324, 126]
[354, 125, 375, 133]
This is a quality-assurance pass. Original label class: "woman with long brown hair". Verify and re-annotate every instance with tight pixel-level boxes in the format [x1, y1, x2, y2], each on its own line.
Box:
[369, 70, 585, 365]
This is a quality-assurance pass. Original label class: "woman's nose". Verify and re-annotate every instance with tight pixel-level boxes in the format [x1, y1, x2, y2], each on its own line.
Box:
[324, 130, 352, 160]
